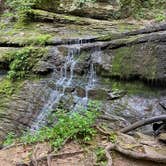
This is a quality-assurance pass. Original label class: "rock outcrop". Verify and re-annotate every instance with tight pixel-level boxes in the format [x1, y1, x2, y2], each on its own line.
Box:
[34, 0, 120, 20]
[0, 80, 50, 142]
[0, 0, 166, 145]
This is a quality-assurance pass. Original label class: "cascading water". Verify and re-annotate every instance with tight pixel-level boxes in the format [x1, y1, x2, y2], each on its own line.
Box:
[85, 47, 100, 100]
[31, 40, 100, 130]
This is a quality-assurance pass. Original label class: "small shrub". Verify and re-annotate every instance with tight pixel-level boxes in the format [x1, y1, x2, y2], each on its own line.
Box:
[6, 0, 40, 24]
[20, 101, 101, 149]
[95, 147, 107, 165]
[3, 132, 16, 146]
[109, 132, 117, 143]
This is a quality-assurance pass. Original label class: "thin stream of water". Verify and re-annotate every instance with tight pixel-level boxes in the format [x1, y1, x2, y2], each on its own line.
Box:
[31, 41, 100, 130]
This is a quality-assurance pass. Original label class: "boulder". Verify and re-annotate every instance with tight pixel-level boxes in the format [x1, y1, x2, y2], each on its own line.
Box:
[107, 89, 126, 100]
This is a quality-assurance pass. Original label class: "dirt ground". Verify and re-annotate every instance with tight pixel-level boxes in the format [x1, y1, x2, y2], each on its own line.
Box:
[0, 138, 165, 166]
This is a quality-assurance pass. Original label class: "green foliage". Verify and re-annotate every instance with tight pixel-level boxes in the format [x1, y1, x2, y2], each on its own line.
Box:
[119, 0, 166, 19]
[5, 0, 41, 23]
[95, 147, 107, 166]
[0, 79, 23, 96]
[26, 34, 51, 45]
[20, 101, 100, 149]
[6, 47, 47, 80]
[0, 79, 15, 95]
[155, 13, 166, 22]
[109, 132, 117, 143]
[3, 132, 16, 146]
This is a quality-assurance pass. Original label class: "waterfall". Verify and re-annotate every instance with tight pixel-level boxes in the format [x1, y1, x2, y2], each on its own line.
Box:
[31, 40, 100, 131]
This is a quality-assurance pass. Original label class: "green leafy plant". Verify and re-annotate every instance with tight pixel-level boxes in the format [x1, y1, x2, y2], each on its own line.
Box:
[5, 0, 40, 24]
[3, 132, 16, 146]
[7, 47, 47, 80]
[109, 132, 117, 143]
[95, 147, 107, 166]
[0, 79, 15, 95]
[20, 101, 101, 149]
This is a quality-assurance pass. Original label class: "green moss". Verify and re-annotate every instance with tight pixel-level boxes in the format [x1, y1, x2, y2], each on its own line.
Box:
[111, 47, 134, 78]
[110, 43, 157, 80]
[110, 79, 162, 96]
[96, 33, 120, 41]
[0, 26, 52, 46]
[0, 78, 23, 96]
[30, 9, 90, 25]
[6, 46, 48, 80]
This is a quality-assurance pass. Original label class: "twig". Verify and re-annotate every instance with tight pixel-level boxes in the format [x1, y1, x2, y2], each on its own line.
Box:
[35, 150, 84, 162]
[95, 125, 111, 136]
[2, 143, 25, 150]
[31, 144, 39, 166]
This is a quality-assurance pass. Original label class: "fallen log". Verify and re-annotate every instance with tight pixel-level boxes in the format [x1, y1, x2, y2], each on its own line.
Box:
[121, 115, 166, 133]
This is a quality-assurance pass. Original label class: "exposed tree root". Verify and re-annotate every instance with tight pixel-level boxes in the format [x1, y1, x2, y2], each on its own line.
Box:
[95, 125, 111, 136]
[105, 142, 166, 166]
[121, 115, 166, 133]
[31, 144, 39, 166]
[17, 150, 84, 166]
[105, 143, 114, 166]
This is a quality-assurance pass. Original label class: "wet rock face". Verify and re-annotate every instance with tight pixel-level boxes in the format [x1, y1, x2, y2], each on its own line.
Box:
[102, 95, 166, 132]
[0, 80, 50, 142]
[94, 36, 166, 83]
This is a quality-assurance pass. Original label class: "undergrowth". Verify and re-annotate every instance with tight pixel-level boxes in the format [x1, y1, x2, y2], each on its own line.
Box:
[119, 0, 166, 20]
[4, 0, 166, 22]
[0, 79, 23, 96]
[4, 101, 101, 149]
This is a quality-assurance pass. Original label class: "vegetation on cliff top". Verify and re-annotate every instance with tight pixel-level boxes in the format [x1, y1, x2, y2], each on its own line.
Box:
[3, 0, 165, 23]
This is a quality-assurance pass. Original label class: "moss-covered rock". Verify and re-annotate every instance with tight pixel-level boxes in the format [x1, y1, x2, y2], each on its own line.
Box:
[111, 44, 157, 80]
[95, 30, 166, 83]
[95, 41, 163, 81]
[34, 0, 121, 20]
[6, 47, 49, 80]
[0, 48, 18, 70]
[30, 9, 91, 25]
